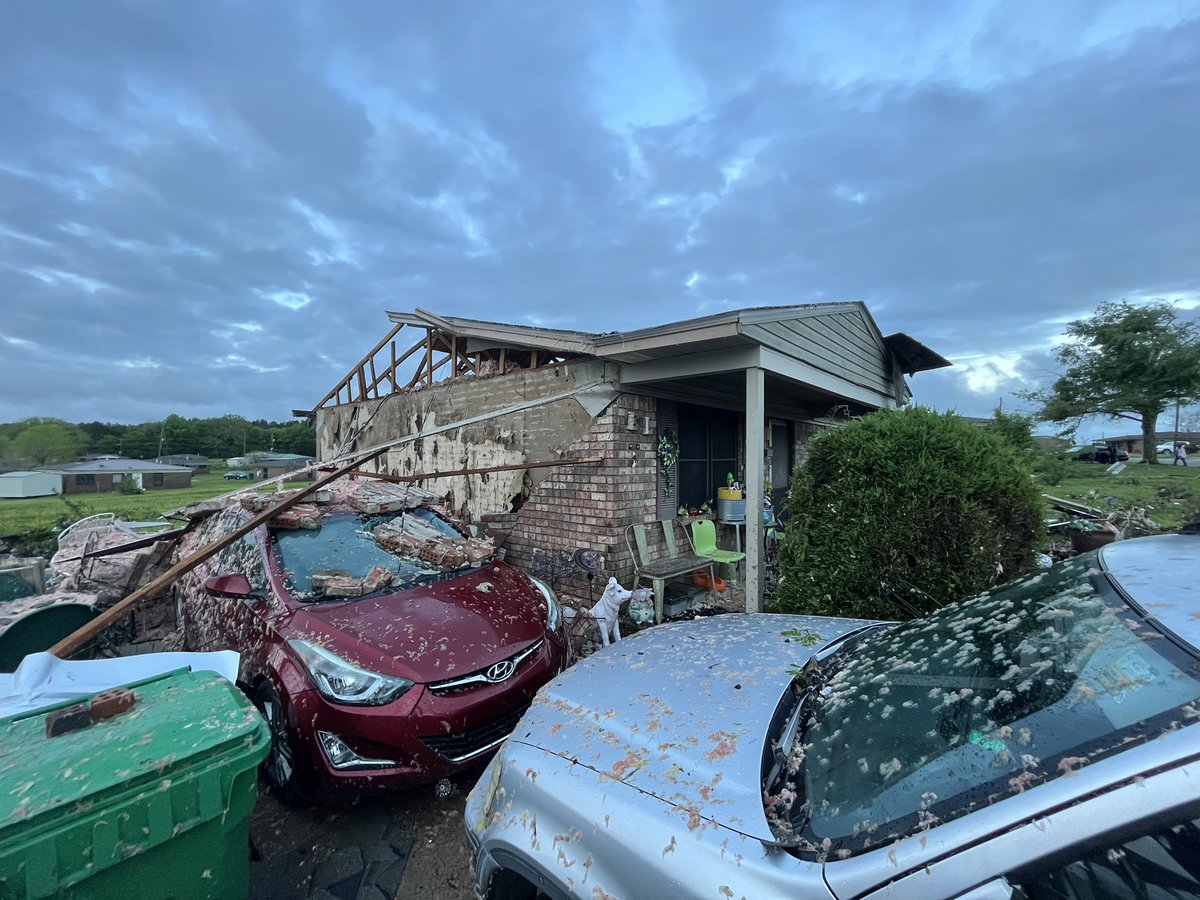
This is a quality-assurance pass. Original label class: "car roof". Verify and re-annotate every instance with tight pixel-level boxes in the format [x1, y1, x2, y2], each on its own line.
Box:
[1099, 532, 1200, 650]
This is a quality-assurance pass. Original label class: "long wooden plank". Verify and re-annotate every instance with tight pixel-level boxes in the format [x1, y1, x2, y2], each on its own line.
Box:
[350, 456, 603, 484]
[49, 445, 389, 659]
[55, 377, 610, 658]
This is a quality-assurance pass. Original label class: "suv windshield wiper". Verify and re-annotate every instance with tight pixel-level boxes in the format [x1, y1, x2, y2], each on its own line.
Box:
[764, 624, 892, 813]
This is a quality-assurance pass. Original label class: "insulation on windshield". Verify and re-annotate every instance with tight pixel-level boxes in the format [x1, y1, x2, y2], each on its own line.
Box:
[273, 508, 494, 599]
[765, 555, 1200, 858]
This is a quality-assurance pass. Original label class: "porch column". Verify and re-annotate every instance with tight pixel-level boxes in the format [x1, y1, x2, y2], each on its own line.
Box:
[745, 367, 765, 613]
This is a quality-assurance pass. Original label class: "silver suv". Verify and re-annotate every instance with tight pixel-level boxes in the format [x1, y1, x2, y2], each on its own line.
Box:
[465, 532, 1200, 899]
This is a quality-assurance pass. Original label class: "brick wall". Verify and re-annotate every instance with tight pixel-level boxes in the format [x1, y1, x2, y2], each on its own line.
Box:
[59, 471, 191, 494]
[316, 360, 611, 523]
[61, 474, 113, 495]
[504, 394, 658, 601]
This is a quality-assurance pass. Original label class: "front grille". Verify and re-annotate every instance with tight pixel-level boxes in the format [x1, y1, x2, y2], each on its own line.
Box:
[427, 639, 543, 692]
[420, 704, 530, 763]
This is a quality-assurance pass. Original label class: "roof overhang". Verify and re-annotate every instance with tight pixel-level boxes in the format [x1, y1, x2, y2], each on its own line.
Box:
[882, 332, 952, 375]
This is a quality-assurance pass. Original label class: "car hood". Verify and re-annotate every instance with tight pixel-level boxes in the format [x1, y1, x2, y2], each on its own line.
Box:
[291, 562, 547, 684]
[510, 612, 879, 842]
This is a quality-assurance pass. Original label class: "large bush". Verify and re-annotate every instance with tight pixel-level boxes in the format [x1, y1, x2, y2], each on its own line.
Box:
[774, 407, 1044, 620]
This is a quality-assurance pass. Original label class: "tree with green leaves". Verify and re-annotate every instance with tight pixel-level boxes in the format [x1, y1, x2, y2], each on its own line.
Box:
[1027, 301, 1200, 464]
[985, 408, 1037, 454]
[10, 419, 89, 467]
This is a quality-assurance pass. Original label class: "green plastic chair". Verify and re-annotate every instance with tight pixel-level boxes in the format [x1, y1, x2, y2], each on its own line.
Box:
[688, 519, 746, 581]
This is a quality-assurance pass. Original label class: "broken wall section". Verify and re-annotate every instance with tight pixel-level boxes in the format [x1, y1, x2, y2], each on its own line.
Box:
[314, 360, 613, 524]
[501, 394, 658, 602]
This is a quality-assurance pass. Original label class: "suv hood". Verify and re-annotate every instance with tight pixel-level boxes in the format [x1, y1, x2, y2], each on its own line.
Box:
[292, 562, 547, 684]
[510, 612, 877, 842]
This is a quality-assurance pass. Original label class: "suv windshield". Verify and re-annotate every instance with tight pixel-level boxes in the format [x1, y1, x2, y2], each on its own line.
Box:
[765, 555, 1200, 857]
[272, 510, 461, 600]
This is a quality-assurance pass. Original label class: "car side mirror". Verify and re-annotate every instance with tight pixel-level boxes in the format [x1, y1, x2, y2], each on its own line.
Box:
[204, 573, 265, 603]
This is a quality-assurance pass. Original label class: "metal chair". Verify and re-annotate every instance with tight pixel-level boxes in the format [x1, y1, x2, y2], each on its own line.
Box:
[688, 518, 747, 583]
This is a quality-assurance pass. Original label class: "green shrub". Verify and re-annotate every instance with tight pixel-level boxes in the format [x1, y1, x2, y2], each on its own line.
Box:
[774, 407, 1045, 620]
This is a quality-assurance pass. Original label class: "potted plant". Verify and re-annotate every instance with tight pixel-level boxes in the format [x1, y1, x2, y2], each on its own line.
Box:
[1067, 518, 1120, 553]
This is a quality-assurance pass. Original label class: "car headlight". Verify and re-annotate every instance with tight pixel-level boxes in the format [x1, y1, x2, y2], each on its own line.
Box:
[528, 577, 561, 631]
[288, 639, 414, 705]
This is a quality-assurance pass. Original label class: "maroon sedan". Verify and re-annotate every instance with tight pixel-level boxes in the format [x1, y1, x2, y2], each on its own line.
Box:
[178, 496, 568, 802]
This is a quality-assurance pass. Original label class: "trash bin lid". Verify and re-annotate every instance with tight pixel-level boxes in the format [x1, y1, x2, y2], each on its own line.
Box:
[0, 604, 98, 674]
[0, 667, 266, 832]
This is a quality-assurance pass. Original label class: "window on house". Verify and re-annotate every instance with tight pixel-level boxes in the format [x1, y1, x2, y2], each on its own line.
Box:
[151, 473, 164, 487]
[75, 474, 96, 486]
[677, 403, 739, 509]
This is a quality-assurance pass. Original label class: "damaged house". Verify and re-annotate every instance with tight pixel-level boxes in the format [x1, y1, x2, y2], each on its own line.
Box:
[296, 304, 949, 614]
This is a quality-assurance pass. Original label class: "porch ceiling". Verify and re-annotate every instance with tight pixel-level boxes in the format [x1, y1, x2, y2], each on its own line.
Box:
[620, 365, 878, 420]
[617, 343, 897, 415]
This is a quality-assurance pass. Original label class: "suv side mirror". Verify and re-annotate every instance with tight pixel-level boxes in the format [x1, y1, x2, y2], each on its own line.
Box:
[204, 573, 261, 601]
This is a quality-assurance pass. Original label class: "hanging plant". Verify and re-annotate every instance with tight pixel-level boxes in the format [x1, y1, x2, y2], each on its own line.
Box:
[658, 429, 679, 497]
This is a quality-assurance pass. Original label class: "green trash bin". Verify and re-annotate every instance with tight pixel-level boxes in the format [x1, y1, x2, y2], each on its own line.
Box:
[0, 668, 269, 899]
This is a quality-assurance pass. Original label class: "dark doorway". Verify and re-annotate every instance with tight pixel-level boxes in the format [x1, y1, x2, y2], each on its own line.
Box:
[677, 404, 739, 509]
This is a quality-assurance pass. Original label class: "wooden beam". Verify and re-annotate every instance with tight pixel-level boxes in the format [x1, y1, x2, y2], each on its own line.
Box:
[307, 322, 404, 412]
[50, 445, 391, 659]
[424, 330, 433, 387]
[347, 456, 604, 483]
[405, 355, 427, 390]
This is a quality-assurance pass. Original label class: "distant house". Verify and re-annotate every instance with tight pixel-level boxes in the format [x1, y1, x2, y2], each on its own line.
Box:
[157, 453, 211, 473]
[0, 471, 62, 498]
[1104, 432, 1200, 455]
[42, 459, 193, 494]
[254, 455, 316, 479]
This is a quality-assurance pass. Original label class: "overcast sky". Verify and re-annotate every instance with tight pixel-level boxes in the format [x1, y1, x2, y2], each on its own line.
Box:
[2, 1, 1198, 437]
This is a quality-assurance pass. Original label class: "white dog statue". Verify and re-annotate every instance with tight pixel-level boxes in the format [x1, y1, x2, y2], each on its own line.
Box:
[592, 577, 632, 646]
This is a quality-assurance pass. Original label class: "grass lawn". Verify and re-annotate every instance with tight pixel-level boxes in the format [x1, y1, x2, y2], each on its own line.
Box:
[1046, 455, 1200, 529]
[0, 472, 314, 540]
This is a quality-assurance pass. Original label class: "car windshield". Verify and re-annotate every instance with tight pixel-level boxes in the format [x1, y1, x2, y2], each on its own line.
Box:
[272, 510, 460, 600]
[764, 555, 1200, 858]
